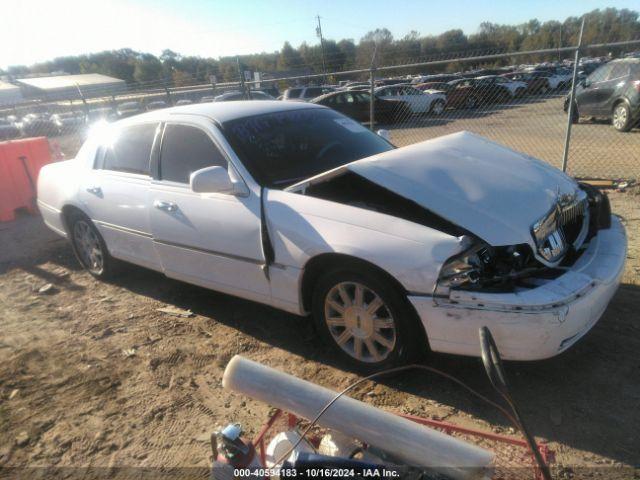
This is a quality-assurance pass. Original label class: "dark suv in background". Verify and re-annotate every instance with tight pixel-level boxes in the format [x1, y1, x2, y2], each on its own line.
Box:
[566, 58, 640, 131]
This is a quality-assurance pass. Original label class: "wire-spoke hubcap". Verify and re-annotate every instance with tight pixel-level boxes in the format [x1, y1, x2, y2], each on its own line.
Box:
[324, 281, 396, 363]
[613, 106, 627, 129]
[73, 221, 104, 274]
[432, 102, 444, 114]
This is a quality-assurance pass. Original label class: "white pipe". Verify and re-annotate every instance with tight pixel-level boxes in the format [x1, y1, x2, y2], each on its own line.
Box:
[223, 356, 494, 480]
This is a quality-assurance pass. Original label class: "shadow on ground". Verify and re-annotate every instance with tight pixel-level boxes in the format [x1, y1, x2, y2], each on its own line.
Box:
[98, 255, 640, 467]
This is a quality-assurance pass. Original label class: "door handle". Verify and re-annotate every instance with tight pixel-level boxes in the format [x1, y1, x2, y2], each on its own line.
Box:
[86, 186, 102, 195]
[154, 200, 178, 212]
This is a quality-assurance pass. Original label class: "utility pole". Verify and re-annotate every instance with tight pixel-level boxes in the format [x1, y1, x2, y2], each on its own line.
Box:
[316, 15, 327, 82]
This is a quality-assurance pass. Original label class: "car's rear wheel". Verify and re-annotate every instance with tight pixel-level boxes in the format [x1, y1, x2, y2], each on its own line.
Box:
[612, 102, 632, 132]
[430, 99, 445, 115]
[312, 267, 423, 371]
[68, 212, 118, 278]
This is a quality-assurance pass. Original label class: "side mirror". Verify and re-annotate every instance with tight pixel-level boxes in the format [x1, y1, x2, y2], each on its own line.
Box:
[376, 129, 391, 141]
[582, 78, 590, 88]
[190, 166, 246, 195]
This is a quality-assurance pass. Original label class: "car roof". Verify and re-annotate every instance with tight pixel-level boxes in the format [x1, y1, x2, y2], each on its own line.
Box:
[117, 100, 325, 125]
[611, 57, 640, 64]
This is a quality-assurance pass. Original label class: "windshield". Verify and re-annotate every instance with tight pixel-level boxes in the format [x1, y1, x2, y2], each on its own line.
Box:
[222, 108, 394, 188]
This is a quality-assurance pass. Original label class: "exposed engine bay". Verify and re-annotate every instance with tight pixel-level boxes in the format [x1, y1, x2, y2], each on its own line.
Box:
[301, 172, 612, 294]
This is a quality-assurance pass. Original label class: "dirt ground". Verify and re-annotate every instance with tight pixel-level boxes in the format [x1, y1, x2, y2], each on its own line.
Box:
[0, 189, 639, 479]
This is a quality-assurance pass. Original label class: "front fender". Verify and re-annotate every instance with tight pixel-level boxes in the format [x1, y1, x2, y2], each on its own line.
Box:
[265, 189, 464, 295]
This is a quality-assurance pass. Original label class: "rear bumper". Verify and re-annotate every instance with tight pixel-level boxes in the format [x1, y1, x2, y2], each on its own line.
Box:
[409, 215, 626, 360]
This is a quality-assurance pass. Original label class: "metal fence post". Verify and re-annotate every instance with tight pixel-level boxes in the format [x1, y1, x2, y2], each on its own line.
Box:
[561, 18, 585, 173]
[369, 45, 378, 131]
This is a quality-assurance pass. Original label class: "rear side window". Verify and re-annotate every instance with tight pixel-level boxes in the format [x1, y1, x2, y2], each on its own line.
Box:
[159, 124, 227, 184]
[286, 89, 302, 99]
[102, 123, 157, 175]
[607, 63, 629, 80]
[304, 87, 323, 98]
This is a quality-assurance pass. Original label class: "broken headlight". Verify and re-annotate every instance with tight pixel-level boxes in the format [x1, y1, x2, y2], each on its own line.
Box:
[438, 239, 537, 291]
[438, 240, 492, 288]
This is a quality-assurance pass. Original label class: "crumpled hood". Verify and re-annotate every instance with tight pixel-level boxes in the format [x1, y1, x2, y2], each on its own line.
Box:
[290, 131, 579, 246]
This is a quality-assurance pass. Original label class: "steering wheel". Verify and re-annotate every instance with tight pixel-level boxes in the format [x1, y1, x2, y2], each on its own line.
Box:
[315, 142, 342, 161]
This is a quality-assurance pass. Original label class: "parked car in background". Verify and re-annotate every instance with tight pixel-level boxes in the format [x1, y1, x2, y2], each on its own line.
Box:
[37, 101, 625, 369]
[502, 71, 552, 94]
[475, 75, 527, 97]
[566, 58, 640, 131]
[283, 86, 335, 102]
[374, 78, 407, 87]
[116, 101, 143, 118]
[200, 95, 215, 103]
[213, 90, 275, 102]
[346, 84, 372, 91]
[444, 78, 511, 109]
[0, 117, 22, 140]
[375, 85, 447, 115]
[343, 81, 371, 89]
[146, 100, 169, 111]
[51, 111, 87, 134]
[414, 81, 452, 92]
[530, 67, 573, 89]
[311, 90, 410, 124]
[175, 99, 193, 106]
[411, 74, 462, 85]
[20, 113, 60, 137]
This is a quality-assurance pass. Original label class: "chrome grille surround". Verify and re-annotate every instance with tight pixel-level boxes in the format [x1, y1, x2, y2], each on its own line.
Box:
[531, 190, 589, 265]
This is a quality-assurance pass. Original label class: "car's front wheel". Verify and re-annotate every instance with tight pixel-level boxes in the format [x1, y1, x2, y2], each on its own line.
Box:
[312, 267, 423, 371]
[68, 212, 118, 278]
[612, 102, 632, 132]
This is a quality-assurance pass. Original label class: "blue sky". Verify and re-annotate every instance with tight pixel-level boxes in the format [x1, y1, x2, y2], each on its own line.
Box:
[1, 0, 638, 68]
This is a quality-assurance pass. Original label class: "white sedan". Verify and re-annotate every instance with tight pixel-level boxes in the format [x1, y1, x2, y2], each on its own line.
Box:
[37, 102, 626, 369]
[476, 75, 528, 97]
[375, 85, 447, 114]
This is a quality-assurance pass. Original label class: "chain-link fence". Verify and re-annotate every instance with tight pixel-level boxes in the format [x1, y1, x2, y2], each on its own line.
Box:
[1, 38, 639, 181]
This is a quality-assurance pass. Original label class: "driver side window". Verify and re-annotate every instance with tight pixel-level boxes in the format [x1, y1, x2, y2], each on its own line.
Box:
[159, 124, 227, 184]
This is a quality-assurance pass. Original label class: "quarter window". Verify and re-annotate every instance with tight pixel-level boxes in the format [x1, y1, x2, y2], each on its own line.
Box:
[159, 124, 227, 184]
[607, 63, 629, 80]
[102, 123, 157, 175]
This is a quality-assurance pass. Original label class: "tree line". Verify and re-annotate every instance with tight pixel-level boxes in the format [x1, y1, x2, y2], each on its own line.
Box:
[2, 7, 638, 86]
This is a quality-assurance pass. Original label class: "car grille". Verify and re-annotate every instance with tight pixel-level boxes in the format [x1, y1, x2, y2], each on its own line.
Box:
[532, 194, 589, 264]
[559, 197, 588, 246]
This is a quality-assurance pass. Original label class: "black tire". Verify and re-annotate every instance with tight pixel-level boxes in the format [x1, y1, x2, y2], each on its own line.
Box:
[429, 99, 446, 115]
[612, 102, 632, 132]
[68, 211, 119, 279]
[311, 266, 424, 372]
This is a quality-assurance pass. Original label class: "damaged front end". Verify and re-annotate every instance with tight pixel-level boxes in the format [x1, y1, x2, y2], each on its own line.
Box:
[436, 184, 612, 295]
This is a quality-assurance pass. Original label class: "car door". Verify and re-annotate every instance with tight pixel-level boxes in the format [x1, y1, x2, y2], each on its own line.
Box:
[577, 63, 613, 115]
[338, 92, 362, 120]
[599, 63, 630, 113]
[79, 122, 162, 270]
[396, 86, 424, 113]
[148, 118, 270, 304]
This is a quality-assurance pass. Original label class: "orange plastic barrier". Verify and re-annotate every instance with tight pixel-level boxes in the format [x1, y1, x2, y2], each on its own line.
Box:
[0, 137, 54, 222]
